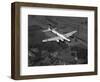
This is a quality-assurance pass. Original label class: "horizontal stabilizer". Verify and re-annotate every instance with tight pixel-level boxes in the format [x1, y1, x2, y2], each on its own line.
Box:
[42, 28, 51, 32]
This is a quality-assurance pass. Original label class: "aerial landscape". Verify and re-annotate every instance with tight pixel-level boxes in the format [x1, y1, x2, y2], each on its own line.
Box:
[28, 15, 88, 66]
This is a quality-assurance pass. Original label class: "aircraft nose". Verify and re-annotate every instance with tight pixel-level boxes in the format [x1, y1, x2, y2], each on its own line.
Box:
[69, 40, 71, 43]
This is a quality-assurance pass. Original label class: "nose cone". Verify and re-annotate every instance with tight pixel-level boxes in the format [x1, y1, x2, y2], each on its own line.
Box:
[67, 39, 71, 42]
[68, 40, 71, 43]
[65, 38, 70, 42]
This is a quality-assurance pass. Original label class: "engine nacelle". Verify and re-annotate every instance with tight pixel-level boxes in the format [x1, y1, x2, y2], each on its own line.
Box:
[56, 40, 59, 42]
[60, 38, 64, 41]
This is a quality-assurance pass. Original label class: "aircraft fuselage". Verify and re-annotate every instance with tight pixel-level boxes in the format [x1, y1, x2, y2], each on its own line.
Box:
[51, 29, 70, 42]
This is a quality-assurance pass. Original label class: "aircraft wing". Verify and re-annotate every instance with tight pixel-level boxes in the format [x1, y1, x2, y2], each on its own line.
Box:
[42, 36, 61, 42]
[42, 30, 77, 42]
[64, 30, 77, 37]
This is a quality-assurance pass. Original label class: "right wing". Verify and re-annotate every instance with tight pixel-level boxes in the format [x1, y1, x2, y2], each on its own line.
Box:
[64, 31, 77, 37]
[42, 36, 61, 42]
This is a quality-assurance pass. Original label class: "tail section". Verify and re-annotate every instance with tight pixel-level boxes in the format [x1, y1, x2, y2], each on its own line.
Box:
[42, 28, 51, 32]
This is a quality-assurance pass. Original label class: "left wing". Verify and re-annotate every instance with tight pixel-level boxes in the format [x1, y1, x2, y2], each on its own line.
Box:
[42, 36, 61, 42]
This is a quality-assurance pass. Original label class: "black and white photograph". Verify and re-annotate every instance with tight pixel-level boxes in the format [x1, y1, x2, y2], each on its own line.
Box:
[28, 15, 88, 66]
[11, 2, 97, 79]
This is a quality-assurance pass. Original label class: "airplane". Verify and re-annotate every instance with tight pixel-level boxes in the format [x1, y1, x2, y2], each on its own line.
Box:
[42, 24, 77, 43]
